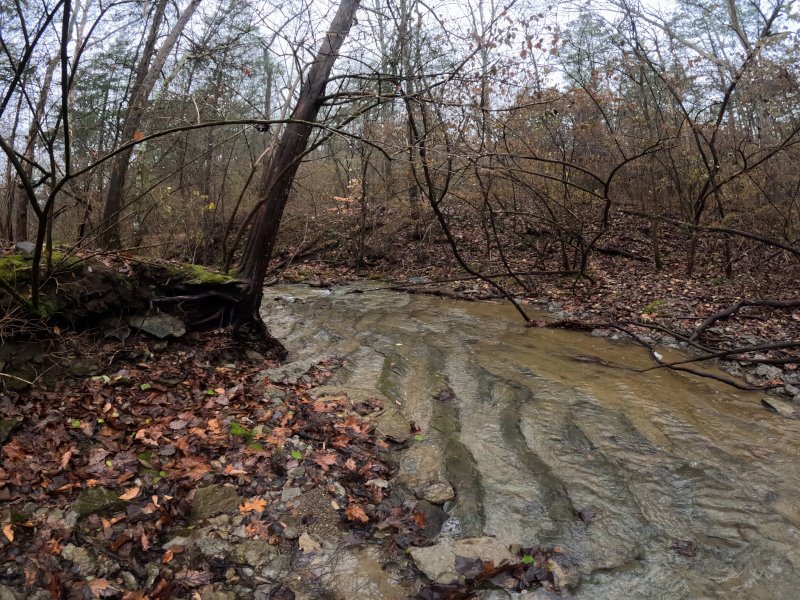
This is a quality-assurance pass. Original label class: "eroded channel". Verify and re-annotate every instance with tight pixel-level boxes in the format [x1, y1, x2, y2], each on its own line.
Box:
[262, 284, 800, 599]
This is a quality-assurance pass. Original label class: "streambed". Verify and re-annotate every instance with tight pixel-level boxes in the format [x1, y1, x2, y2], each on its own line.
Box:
[262, 284, 800, 599]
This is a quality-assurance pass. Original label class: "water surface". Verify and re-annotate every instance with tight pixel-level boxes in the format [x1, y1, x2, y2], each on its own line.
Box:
[263, 285, 800, 599]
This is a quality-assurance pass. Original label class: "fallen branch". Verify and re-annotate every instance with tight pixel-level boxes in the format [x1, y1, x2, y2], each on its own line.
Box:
[639, 341, 800, 372]
[690, 298, 800, 341]
[541, 319, 786, 391]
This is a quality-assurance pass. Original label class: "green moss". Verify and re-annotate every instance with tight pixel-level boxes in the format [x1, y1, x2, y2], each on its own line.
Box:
[36, 297, 58, 317]
[162, 262, 232, 284]
[49, 251, 83, 271]
[0, 254, 32, 284]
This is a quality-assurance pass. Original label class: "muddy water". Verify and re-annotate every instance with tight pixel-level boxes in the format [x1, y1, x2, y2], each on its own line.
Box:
[262, 285, 800, 599]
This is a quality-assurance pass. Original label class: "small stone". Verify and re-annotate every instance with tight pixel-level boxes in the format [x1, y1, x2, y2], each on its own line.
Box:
[195, 535, 234, 559]
[0, 583, 21, 600]
[755, 364, 783, 380]
[784, 384, 800, 397]
[376, 407, 412, 443]
[192, 485, 242, 520]
[262, 358, 316, 384]
[281, 526, 300, 540]
[254, 584, 276, 600]
[421, 481, 455, 504]
[281, 487, 302, 504]
[202, 592, 237, 600]
[13, 242, 35, 257]
[232, 525, 248, 538]
[548, 555, 581, 589]
[287, 466, 306, 479]
[144, 564, 160, 588]
[71, 487, 125, 517]
[439, 516, 462, 539]
[163, 536, 191, 550]
[61, 544, 97, 575]
[119, 571, 138, 591]
[761, 398, 796, 418]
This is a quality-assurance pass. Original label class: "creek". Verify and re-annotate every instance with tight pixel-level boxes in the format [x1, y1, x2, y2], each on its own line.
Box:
[262, 284, 800, 599]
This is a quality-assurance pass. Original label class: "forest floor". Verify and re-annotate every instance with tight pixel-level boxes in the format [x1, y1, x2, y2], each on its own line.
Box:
[0, 327, 560, 600]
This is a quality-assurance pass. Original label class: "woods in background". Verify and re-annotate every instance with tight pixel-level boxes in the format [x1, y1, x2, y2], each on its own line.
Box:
[1, 0, 798, 304]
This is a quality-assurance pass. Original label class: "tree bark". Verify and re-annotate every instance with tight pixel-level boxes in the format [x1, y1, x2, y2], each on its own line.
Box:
[8, 55, 58, 242]
[230, 0, 361, 341]
[99, 0, 201, 249]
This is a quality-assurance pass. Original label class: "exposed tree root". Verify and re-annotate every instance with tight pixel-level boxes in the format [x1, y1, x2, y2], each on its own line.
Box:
[152, 280, 288, 360]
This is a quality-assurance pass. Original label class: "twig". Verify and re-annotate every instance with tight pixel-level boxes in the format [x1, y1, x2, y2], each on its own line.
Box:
[0, 372, 34, 385]
[690, 298, 800, 341]
[639, 341, 800, 372]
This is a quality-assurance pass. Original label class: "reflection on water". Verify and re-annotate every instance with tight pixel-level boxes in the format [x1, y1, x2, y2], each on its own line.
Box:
[263, 285, 800, 599]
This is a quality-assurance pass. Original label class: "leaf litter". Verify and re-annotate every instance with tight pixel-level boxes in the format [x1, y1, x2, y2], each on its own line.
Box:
[0, 330, 564, 598]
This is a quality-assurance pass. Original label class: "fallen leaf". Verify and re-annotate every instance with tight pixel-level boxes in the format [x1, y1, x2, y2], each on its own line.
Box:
[60, 449, 75, 469]
[2, 524, 13, 542]
[87, 578, 115, 598]
[298, 532, 322, 554]
[344, 504, 369, 523]
[239, 498, 267, 514]
[313, 451, 338, 470]
[224, 464, 248, 476]
[119, 486, 141, 501]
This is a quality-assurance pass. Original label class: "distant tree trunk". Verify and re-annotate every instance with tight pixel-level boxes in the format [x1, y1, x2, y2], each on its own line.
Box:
[155, 0, 362, 352]
[12, 56, 59, 242]
[99, 0, 201, 249]
[232, 0, 361, 340]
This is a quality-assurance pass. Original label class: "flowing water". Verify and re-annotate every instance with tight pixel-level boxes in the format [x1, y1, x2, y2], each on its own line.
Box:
[262, 284, 800, 599]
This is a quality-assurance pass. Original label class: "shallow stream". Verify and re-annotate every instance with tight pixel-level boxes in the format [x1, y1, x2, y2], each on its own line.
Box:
[262, 285, 800, 599]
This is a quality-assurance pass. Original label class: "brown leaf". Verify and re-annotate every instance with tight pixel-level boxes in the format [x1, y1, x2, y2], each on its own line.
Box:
[173, 569, 213, 587]
[298, 532, 322, 554]
[87, 578, 116, 598]
[2, 524, 13, 542]
[239, 498, 267, 514]
[132, 130, 144, 141]
[162, 549, 174, 564]
[119, 486, 140, 501]
[344, 504, 369, 523]
[312, 451, 338, 471]
[224, 464, 248, 476]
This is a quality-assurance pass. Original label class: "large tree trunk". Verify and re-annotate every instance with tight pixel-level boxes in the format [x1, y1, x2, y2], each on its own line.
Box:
[154, 0, 361, 353]
[233, 0, 361, 338]
[99, 0, 201, 249]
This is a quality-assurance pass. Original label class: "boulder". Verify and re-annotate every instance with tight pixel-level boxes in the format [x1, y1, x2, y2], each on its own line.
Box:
[129, 313, 186, 338]
[409, 537, 516, 584]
